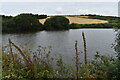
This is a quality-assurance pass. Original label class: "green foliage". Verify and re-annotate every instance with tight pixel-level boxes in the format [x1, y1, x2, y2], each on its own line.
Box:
[44, 16, 70, 30]
[2, 13, 43, 33]
[2, 18, 15, 32]
[85, 14, 119, 23]
[91, 53, 118, 79]
[34, 14, 47, 19]
[2, 41, 118, 79]
[2, 15, 13, 19]
[56, 55, 72, 78]
[70, 23, 119, 29]
[2, 45, 55, 79]
[14, 14, 42, 31]
[114, 30, 120, 79]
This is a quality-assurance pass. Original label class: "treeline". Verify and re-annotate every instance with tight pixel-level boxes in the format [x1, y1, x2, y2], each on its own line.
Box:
[70, 23, 119, 29]
[2, 13, 120, 33]
[2, 13, 48, 33]
[85, 14, 119, 23]
[2, 13, 70, 33]
[2, 13, 47, 19]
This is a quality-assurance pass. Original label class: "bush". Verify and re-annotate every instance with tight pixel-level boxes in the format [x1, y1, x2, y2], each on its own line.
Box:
[44, 16, 70, 30]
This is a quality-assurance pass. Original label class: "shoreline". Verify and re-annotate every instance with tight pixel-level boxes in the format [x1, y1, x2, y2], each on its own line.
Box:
[2, 14, 119, 33]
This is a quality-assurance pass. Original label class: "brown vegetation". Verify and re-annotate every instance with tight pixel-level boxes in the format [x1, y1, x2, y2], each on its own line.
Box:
[39, 16, 108, 24]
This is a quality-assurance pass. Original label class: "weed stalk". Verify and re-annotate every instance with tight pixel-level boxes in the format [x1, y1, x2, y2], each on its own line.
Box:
[75, 40, 79, 80]
[82, 32, 87, 64]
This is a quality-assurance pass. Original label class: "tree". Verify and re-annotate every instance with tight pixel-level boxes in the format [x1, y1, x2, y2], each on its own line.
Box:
[34, 14, 47, 19]
[2, 13, 43, 32]
[2, 16, 15, 32]
[44, 16, 70, 30]
[13, 14, 43, 31]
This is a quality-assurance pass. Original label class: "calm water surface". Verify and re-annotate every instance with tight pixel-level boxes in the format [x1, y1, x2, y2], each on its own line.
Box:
[2, 29, 116, 64]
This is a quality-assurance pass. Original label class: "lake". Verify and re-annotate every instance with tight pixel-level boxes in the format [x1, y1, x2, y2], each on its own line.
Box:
[2, 29, 117, 65]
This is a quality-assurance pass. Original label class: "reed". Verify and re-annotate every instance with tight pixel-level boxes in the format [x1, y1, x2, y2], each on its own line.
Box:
[75, 40, 79, 80]
[82, 32, 87, 64]
[8, 39, 35, 73]
[8, 39, 15, 67]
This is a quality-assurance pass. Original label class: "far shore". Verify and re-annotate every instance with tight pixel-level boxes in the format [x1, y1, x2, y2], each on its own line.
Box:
[2, 14, 119, 33]
[39, 15, 108, 24]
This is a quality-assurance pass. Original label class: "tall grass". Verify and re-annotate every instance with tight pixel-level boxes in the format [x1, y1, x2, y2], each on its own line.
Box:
[9, 39, 34, 73]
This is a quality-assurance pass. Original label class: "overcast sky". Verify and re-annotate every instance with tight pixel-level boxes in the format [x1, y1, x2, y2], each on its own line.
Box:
[0, 0, 119, 16]
[0, 0, 120, 2]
